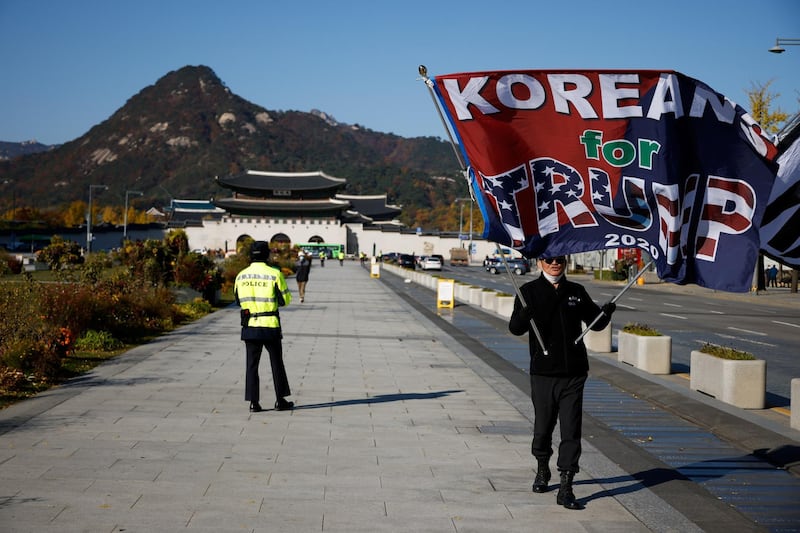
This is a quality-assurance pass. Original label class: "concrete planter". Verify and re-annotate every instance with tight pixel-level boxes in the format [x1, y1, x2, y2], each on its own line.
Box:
[480, 289, 497, 312]
[690, 350, 766, 409]
[495, 295, 515, 318]
[455, 283, 470, 302]
[584, 323, 612, 353]
[618, 331, 671, 374]
[468, 286, 483, 306]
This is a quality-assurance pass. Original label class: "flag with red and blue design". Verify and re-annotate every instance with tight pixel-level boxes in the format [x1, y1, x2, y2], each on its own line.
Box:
[761, 112, 800, 269]
[432, 70, 779, 292]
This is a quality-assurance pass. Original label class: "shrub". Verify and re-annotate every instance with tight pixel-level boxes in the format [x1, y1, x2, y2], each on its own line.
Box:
[0, 249, 22, 275]
[36, 236, 83, 270]
[220, 252, 250, 294]
[0, 322, 69, 379]
[1, 229, 228, 402]
[114, 239, 172, 286]
[38, 281, 98, 337]
[698, 343, 755, 360]
[81, 251, 113, 284]
[99, 285, 182, 341]
[622, 323, 662, 336]
[0, 280, 66, 378]
[74, 330, 123, 352]
[0, 367, 28, 390]
[178, 297, 213, 320]
[173, 251, 222, 294]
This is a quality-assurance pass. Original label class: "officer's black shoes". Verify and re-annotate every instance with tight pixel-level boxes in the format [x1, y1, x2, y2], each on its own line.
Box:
[556, 471, 583, 510]
[532, 459, 551, 493]
[274, 398, 294, 411]
[249, 402, 263, 413]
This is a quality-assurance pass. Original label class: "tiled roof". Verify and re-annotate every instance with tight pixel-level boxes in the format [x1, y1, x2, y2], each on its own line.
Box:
[335, 194, 401, 220]
[217, 170, 347, 193]
[169, 200, 226, 213]
[213, 197, 350, 216]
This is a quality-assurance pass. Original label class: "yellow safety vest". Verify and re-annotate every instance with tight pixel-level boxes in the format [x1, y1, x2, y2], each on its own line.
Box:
[234, 262, 292, 328]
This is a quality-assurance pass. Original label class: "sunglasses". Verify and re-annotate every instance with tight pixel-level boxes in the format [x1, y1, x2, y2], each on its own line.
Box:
[540, 257, 566, 265]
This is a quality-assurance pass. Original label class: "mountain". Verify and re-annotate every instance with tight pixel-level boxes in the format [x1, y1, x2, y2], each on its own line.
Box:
[0, 140, 59, 160]
[0, 65, 464, 222]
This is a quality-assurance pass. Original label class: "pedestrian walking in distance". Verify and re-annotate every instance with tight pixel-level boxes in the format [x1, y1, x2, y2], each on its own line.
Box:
[234, 241, 294, 413]
[508, 255, 615, 510]
[295, 252, 311, 303]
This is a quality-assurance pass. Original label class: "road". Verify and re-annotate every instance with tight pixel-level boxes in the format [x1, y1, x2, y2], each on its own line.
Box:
[423, 264, 800, 406]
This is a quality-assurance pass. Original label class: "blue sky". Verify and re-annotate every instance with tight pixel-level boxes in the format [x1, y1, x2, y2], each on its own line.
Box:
[1, 0, 798, 145]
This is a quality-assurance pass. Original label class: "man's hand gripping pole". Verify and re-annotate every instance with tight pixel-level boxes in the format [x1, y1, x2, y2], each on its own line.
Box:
[495, 245, 548, 356]
[574, 260, 654, 345]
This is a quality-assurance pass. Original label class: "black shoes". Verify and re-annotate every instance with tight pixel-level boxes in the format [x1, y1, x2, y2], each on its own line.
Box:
[250, 399, 294, 412]
[556, 471, 583, 510]
[532, 459, 551, 493]
[274, 398, 295, 411]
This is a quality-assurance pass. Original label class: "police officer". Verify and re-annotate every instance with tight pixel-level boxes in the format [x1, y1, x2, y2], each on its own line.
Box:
[509, 255, 615, 510]
[234, 241, 294, 413]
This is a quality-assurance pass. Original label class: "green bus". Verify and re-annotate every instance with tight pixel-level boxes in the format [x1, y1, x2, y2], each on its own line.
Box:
[297, 242, 343, 259]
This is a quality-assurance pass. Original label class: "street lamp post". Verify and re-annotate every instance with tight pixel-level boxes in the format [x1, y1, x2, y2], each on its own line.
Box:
[458, 202, 464, 240]
[1, 179, 14, 222]
[468, 200, 473, 245]
[769, 37, 800, 53]
[87, 184, 107, 253]
[123, 190, 143, 241]
[454, 197, 474, 254]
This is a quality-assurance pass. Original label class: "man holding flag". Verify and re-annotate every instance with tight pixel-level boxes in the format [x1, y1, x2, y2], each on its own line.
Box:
[422, 67, 789, 508]
[509, 255, 615, 509]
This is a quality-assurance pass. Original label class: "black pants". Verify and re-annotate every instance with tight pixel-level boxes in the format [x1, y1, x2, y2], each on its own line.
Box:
[245, 340, 291, 403]
[530, 374, 587, 473]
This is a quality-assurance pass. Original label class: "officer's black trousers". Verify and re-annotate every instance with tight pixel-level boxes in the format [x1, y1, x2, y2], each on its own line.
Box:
[530, 373, 587, 473]
[245, 340, 291, 403]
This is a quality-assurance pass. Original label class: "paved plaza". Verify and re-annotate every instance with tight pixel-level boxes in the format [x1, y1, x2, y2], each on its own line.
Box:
[0, 260, 796, 532]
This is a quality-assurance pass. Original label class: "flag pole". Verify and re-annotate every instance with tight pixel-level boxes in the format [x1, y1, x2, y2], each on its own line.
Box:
[418, 65, 467, 171]
[574, 259, 655, 344]
[495, 244, 549, 356]
[417, 64, 545, 355]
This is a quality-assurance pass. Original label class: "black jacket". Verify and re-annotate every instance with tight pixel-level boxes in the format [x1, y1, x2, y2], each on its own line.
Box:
[295, 258, 311, 282]
[509, 275, 609, 376]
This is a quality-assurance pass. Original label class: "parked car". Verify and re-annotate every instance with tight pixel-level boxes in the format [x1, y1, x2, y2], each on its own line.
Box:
[421, 256, 443, 271]
[398, 253, 416, 269]
[485, 256, 530, 275]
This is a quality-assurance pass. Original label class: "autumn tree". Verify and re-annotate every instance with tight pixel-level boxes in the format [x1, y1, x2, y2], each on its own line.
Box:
[63, 201, 88, 227]
[100, 205, 119, 225]
[748, 80, 790, 136]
